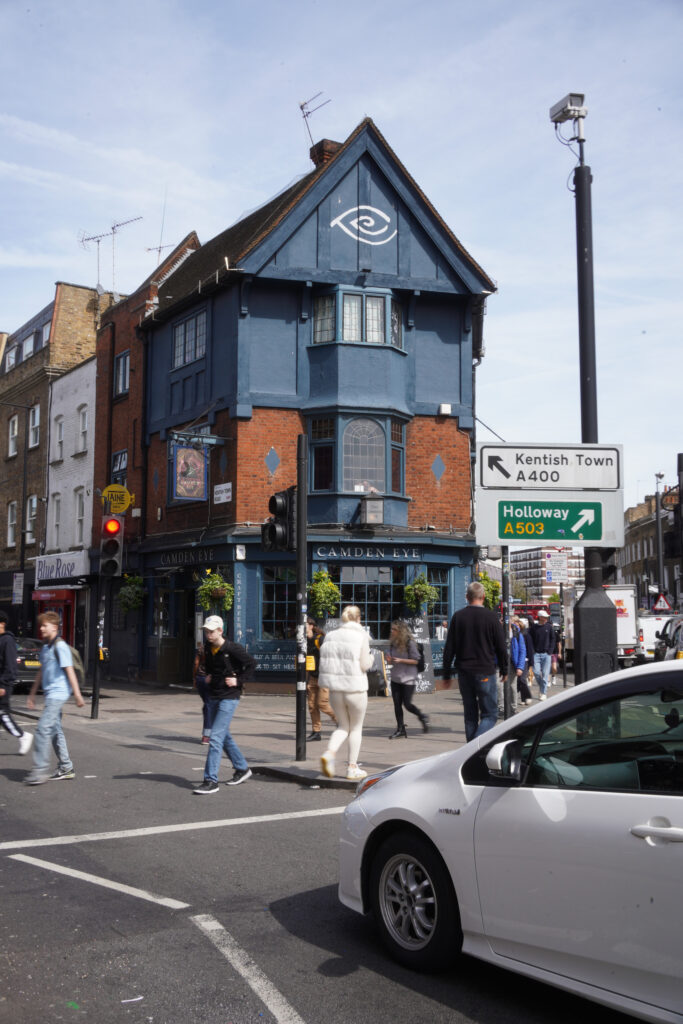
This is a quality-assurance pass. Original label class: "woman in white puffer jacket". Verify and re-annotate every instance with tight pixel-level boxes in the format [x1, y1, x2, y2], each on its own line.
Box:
[318, 605, 374, 781]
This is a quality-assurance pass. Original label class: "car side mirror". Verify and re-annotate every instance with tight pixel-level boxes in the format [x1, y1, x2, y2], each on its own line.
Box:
[486, 739, 522, 781]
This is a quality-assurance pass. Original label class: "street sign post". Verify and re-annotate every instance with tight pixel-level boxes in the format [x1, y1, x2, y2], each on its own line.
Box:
[545, 549, 569, 584]
[476, 443, 624, 548]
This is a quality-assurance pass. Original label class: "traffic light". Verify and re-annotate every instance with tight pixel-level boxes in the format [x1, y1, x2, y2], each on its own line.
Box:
[100, 514, 125, 576]
[261, 486, 297, 551]
[600, 547, 617, 584]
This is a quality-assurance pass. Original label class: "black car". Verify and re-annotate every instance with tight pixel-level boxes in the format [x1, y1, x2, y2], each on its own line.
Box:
[12, 638, 43, 693]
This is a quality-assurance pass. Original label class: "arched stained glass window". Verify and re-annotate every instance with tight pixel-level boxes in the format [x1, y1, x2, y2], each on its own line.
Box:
[343, 419, 385, 493]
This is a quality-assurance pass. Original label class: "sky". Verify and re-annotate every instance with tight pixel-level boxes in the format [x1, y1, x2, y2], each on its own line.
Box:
[1, 0, 681, 512]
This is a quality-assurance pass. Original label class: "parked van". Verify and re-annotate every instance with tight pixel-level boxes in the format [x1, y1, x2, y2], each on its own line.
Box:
[636, 613, 673, 662]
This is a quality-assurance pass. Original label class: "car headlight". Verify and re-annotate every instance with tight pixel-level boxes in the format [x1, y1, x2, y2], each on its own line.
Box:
[355, 766, 402, 797]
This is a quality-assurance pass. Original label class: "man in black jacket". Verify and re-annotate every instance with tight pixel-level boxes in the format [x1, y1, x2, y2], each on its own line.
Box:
[0, 611, 33, 755]
[193, 615, 256, 795]
[442, 582, 507, 741]
[529, 609, 557, 700]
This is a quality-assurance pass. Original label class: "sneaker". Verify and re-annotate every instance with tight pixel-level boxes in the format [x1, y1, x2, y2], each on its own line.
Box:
[320, 752, 335, 778]
[25, 772, 49, 786]
[193, 780, 219, 795]
[201, 735, 210, 744]
[50, 767, 75, 781]
[307, 731, 321, 741]
[18, 732, 33, 755]
[539, 693, 547, 702]
[227, 768, 252, 786]
[524, 699, 534, 705]
[346, 766, 367, 781]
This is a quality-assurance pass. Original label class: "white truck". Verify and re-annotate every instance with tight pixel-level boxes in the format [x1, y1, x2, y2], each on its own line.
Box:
[562, 584, 639, 669]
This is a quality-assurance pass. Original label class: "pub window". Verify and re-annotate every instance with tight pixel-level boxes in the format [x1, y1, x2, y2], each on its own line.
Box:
[427, 567, 450, 637]
[311, 417, 335, 491]
[312, 290, 403, 349]
[327, 564, 407, 640]
[112, 449, 128, 488]
[261, 566, 297, 639]
[313, 295, 335, 344]
[390, 419, 405, 494]
[343, 418, 385, 493]
[172, 310, 206, 368]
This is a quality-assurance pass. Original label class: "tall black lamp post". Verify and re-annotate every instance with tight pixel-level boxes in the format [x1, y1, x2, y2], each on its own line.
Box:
[550, 93, 617, 682]
[655, 472, 665, 599]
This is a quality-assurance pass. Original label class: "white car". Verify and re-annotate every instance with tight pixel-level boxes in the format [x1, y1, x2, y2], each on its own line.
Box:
[339, 661, 683, 1024]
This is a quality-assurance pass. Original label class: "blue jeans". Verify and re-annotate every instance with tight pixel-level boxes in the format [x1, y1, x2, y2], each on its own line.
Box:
[33, 699, 72, 775]
[534, 653, 552, 694]
[204, 698, 248, 782]
[457, 670, 498, 742]
[196, 677, 214, 734]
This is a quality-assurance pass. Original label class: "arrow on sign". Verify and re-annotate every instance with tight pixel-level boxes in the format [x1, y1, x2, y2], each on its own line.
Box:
[487, 455, 511, 479]
[571, 508, 596, 534]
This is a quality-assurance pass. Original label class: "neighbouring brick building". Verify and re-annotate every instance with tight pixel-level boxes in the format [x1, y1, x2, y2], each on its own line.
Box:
[97, 118, 495, 684]
[0, 283, 113, 639]
[618, 487, 681, 610]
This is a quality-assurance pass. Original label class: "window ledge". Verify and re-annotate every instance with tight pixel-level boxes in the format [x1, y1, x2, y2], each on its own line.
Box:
[5, 453, 18, 461]
[71, 449, 88, 458]
[49, 458, 64, 466]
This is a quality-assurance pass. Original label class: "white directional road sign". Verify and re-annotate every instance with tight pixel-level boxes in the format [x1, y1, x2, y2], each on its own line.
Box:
[480, 443, 621, 491]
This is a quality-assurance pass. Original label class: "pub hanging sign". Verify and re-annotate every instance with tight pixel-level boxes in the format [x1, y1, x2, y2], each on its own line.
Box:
[173, 445, 208, 501]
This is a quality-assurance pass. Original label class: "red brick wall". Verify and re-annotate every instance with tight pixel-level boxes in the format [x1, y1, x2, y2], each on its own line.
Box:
[144, 407, 304, 536]
[405, 416, 472, 531]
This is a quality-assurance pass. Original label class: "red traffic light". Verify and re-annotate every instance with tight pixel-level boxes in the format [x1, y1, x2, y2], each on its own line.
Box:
[103, 517, 122, 536]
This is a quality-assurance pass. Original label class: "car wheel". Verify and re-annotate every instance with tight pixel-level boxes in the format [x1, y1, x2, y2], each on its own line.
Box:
[369, 830, 462, 971]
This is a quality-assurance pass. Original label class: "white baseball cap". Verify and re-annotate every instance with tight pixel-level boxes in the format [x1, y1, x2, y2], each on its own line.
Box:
[203, 615, 224, 631]
[537, 609, 550, 618]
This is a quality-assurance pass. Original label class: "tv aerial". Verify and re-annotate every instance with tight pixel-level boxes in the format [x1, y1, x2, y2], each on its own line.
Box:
[79, 215, 142, 293]
[299, 92, 331, 146]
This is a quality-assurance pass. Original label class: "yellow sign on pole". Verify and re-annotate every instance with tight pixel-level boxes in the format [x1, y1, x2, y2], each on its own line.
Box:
[101, 484, 134, 514]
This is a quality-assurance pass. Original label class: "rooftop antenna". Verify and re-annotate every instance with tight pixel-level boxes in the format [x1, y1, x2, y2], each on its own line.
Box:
[299, 92, 331, 146]
[79, 215, 142, 293]
[79, 229, 109, 291]
[146, 185, 171, 265]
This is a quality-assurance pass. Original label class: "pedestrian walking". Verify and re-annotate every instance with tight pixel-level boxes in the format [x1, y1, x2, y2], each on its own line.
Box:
[318, 605, 374, 782]
[441, 581, 507, 741]
[25, 611, 85, 785]
[385, 620, 428, 738]
[0, 611, 33, 755]
[511, 617, 533, 705]
[435, 619, 449, 641]
[193, 615, 256, 795]
[306, 618, 337, 742]
[530, 609, 557, 700]
[193, 642, 213, 744]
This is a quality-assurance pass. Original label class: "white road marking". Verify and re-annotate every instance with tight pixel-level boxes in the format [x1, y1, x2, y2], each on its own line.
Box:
[0, 806, 346, 851]
[9, 854, 190, 909]
[192, 914, 306, 1024]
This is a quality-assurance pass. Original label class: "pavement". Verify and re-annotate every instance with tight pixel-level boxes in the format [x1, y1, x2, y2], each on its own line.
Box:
[9, 674, 574, 790]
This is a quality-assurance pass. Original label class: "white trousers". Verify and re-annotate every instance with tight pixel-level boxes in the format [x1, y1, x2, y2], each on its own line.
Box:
[327, 691, 368, 767]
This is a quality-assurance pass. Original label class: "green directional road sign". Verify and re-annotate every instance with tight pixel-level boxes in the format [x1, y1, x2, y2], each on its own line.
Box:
[498, 500, 603, 542]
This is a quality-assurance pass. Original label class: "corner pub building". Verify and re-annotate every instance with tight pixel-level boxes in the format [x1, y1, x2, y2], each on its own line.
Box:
[105, 118, 495, 685]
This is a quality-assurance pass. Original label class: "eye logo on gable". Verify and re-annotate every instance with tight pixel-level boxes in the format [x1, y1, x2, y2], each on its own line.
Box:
[330, 205, 397, 246]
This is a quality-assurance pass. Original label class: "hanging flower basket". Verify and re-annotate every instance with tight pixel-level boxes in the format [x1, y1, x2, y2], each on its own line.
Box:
[307, 570, 341, 619]
[197, 572, 234, 612]
[403, 572, 439, 614]
[116, 575, 146, 615]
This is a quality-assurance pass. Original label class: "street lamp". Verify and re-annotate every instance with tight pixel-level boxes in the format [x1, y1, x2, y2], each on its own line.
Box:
[550, 93, 617, 682]
[655, 472, 665, 599]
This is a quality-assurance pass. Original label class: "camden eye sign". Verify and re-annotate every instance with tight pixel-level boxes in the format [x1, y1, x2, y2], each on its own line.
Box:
[476, 443, 624, 548]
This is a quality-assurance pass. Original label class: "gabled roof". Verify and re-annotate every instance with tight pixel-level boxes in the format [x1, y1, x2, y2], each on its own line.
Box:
[153, 118, 495, 318]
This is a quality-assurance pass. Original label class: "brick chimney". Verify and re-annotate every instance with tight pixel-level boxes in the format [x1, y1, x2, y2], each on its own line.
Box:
[310, 139, 342, 168]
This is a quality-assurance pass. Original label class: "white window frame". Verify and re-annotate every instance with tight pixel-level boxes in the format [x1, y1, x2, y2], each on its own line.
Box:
[74, 488, 85, 545]
[114, 351, 130, 395]
[29, 404, 40, 448]
[5, 346, 17, 371]
[77, 406, 88, 453]
[42, 321, 51, 345]
[53, 493, 61, 549]
[8, 415, 18, 457]
[54, 416, 64, 460]
[7, 501, 16, 547]
[25, 495, 37, 544]
[23, 332, 34, 360]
